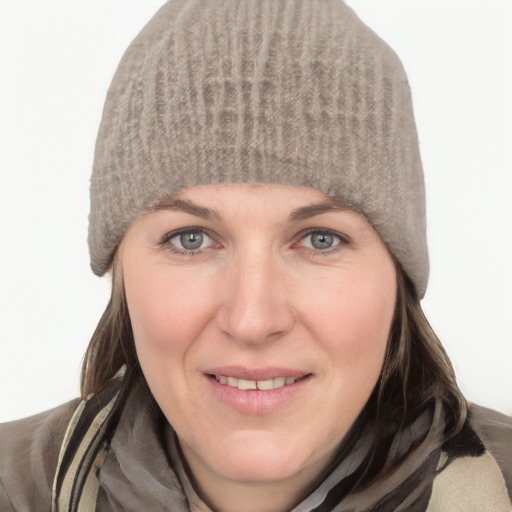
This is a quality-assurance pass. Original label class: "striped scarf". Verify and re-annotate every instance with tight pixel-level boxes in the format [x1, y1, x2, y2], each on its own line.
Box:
[51, 378, 446, 511]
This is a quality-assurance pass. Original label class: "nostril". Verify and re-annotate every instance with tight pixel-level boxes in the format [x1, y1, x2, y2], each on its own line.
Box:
[216, 300, 296, 346]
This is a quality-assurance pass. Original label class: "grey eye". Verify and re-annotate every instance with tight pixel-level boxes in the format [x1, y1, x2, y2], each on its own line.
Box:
[310, 232, 335, 249]
[179, 232, 204, 250]
[299, 231, 344, 251]
[165, 229, 215, 253]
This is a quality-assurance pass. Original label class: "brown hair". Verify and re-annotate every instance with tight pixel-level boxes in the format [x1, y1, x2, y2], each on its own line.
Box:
[80, 260, 467, 467]
[358, 261, 468, 486]
[80, 261, 140, 397]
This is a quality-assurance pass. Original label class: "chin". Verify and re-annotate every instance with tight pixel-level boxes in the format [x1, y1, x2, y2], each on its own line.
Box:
[203, 432, 328, 484]
[217, 454, 306, 484]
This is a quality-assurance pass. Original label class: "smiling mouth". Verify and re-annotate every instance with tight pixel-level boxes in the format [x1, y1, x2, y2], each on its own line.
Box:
[211, 374, 307, 391]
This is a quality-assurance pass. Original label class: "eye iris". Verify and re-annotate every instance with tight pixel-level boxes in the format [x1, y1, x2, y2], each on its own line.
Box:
[311, 232, 334, 249]
[180, 232, 204, 250]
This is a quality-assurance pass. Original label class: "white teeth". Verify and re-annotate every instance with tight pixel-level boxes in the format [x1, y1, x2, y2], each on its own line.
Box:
[214, 375, 298, 390]
[256, 379, 274, 390]
[237, 379, 257, 390]
[227, 377, 238, 387]
[273, 377, 286, 388]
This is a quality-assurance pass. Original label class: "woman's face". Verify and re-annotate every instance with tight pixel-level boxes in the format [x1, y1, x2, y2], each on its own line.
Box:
[120, 184, 396, 490]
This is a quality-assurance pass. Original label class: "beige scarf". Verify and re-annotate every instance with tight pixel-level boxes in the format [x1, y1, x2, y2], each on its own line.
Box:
[52, 377, 449, 511]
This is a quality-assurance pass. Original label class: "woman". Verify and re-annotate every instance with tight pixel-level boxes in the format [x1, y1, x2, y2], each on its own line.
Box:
[1, 1, 510, 511]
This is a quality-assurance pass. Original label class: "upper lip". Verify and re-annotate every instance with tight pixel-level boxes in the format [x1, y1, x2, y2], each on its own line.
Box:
[205, 366, 310, 381]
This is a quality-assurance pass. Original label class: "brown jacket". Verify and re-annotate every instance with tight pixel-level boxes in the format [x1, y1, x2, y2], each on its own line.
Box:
[1, 384, 511, 512]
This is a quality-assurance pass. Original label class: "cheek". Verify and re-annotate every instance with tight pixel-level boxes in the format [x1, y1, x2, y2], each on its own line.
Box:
[124, 265, 215, 364]
[302, 265, 396, 373]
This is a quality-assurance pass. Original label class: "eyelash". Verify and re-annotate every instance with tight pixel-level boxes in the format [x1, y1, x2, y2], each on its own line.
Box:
[157, 227, 215, 256]
[157, 227, 349, 256]
[296, 229, 349, 255]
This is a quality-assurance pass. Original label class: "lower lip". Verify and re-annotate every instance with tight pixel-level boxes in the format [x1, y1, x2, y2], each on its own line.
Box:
[206, 375, 312, 415]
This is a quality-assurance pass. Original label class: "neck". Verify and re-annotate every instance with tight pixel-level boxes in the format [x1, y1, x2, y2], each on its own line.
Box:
[179, 443, 333, 512]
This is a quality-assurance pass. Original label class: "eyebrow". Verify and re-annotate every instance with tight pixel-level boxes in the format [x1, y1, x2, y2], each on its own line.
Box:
[288, 199, 351, 222]
[152, 196, 350, 223]
[152, 198, 223, 222]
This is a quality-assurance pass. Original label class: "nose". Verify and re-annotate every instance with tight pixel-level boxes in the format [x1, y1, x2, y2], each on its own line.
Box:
[216, 253, 295, 345]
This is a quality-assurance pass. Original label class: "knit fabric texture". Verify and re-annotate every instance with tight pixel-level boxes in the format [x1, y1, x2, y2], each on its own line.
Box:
[89, 0, 429, 297]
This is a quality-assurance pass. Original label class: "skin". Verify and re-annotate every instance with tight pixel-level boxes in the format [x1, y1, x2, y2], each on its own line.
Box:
[119, 183, 397, 512]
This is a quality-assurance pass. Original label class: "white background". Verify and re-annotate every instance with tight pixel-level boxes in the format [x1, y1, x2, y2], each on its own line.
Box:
[0, 1, 511, 422]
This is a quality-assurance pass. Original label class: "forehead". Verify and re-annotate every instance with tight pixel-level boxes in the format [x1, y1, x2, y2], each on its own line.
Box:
[152, 183, 355, 221]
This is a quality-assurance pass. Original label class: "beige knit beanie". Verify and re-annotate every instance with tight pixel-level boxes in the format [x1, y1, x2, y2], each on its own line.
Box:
[89, 0, 429, 297]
